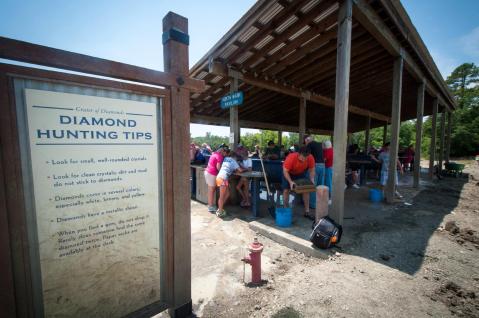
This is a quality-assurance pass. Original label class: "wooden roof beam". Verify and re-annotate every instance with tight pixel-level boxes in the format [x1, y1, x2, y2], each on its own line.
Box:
[352, 0, 452, 111]
[226, 0, 306, 62]
[0, 36, 205, 92]
[378, 0, 456, 109]
[191, 115, 333, 136]
[209, 60, 390, 122]
[240, 0, 338, 70]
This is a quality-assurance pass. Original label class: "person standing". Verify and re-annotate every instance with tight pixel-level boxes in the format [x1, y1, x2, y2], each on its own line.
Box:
[323, 140, 334, 204]
[264, 140, 281, 160]
[204, 145, 227, 212]
[236, 153, 252, 208]
[404, 144, 415, 171]
[304, 135, 325, 210]
[216, 152, 245, 217]
[282, 147, 315, 220]
[371, 142, 404, 198]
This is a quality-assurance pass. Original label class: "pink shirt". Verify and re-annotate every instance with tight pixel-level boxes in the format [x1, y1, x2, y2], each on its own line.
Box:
[205, 152, 224, 176]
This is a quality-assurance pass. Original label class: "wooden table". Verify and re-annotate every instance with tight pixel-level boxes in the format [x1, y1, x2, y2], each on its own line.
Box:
[235, 170, 264, 217]
[347, 159, 373, 185]
[190, 164, 207, 203]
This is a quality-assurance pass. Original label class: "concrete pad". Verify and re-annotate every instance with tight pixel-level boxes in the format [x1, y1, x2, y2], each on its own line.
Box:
[249, 221, 329, 259]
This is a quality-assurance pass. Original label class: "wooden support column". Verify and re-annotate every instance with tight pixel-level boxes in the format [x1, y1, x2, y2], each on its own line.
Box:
[445, 111, 452, 163]
[385, 54, 403, 203]
[364, 115, 371, 153]
[382, 123, 388, 145]
[277, 130, 282, 147]
[428, 98, 438, 178]
[163, 12, 192, 317]
[413, 82, 425, 188]
[438, 109, 446, 173]
[330, 0, 352, 225]
[229, 77, 239, 149]
[299, 97, 306, 145]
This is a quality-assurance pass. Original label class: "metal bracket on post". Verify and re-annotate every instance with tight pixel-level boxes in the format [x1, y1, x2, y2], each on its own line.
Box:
[228, 68, 243, 81]
[162, 27, 190, 45]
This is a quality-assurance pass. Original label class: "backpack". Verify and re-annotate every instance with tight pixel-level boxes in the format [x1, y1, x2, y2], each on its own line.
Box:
[310, 216, 343, 249]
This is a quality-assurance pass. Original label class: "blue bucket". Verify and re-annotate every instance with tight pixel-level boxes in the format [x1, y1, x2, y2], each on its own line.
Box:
[276, 207, 292, 227]
[369, 188, 383, 202]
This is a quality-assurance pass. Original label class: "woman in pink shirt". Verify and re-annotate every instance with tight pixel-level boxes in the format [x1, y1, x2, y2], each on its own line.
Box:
[204, 146, 228, 212]
[323, 140, 334, 201]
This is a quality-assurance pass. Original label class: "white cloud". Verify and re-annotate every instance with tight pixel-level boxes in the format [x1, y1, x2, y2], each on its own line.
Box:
[460, 26, 479, 58]
[429, 49, 458, 78]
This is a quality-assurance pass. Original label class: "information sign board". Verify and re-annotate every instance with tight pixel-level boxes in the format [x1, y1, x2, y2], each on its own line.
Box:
[23, 88, 162, 317]
[220, 91, 244, 109]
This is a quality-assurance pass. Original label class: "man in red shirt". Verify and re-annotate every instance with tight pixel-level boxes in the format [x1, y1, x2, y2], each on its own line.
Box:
[282, 146, 315, 219]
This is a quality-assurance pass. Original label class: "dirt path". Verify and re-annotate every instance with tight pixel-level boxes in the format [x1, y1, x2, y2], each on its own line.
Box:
[182, 160, 479, 318]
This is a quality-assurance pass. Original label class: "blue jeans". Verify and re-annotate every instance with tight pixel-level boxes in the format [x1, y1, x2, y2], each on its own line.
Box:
[325, 167, 333, 198]
[308, 163, 325, 209]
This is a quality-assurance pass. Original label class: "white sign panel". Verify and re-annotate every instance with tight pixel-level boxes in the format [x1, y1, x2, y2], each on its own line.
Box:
[24, 88, 161, 317]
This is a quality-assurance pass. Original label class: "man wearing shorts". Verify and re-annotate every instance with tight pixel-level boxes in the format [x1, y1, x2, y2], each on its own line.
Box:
[282, 146, 315, 219]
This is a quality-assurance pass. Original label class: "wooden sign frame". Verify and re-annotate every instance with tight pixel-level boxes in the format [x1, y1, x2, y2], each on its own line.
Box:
[0, 12, 202, 318]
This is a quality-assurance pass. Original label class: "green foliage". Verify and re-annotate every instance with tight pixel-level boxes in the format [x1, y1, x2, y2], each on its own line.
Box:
[351, 63, 479, 158]
[191, 132, 228, 149]
[351, 121, 416, 151]
[446, 63, 479, 108]
[191, 130, 331, 152]
[445, 63, 479, 156]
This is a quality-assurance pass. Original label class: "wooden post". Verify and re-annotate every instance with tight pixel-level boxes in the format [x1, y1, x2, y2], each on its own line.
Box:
[277, 130, 282, 147]
[445, 111, 452, 163]
[364, 115, 371, 153]
[330, 0, 352, 225]
[382, 123, 388, 145]
[385, 54, 403, 203]
[299, 97, 306, 145]
[438, 109, 446, 173]
[230, 77, 239, 149]
[163, 12, 192, 317]
[428, 98, 438, 178]
[413, 81, 425, 188]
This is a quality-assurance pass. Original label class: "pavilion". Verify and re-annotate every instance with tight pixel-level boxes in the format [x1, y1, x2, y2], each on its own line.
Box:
[188, 0, 456, 224]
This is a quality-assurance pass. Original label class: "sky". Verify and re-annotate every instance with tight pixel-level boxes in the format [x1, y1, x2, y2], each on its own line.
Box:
[1, 0, 478, 136]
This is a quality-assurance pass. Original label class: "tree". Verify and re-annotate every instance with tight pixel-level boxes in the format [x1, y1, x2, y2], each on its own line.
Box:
[444, 63, 479, 156]
[446, 63, 479, 108]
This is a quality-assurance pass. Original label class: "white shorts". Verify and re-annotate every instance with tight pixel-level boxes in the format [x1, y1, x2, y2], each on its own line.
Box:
[380, 170, 399, 186]
[204, 171, 216, 187]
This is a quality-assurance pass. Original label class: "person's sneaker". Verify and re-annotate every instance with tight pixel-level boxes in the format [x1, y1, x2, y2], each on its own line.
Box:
[216, 209, 227, 218]
[207, 205, 216, 213]
[352, 184, 360, 189]
[395, 191, 403, 199]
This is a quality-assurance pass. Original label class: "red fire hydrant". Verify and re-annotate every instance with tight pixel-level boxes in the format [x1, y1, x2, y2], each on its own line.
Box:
[241, 237, 264, 284]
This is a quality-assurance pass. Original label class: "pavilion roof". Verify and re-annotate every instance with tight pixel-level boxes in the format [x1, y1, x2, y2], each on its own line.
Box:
[189, 0, 456, 134]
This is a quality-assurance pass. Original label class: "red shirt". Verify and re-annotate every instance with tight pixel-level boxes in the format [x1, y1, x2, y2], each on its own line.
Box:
[283, 152, 314, 176]
[323, 148, 333, 168]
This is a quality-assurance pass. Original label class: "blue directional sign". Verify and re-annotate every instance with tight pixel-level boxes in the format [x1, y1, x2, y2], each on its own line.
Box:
[220, 91, 244, 109]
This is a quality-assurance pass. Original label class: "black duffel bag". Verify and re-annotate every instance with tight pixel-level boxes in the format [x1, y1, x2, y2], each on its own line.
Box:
[310, 216, 343, 249]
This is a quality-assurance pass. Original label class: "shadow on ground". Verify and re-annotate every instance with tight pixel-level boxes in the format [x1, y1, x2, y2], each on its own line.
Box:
[213, 171, 469, 275]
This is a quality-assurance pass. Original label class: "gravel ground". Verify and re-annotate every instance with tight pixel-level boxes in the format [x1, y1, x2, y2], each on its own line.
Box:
[160, 160, 479, 318]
